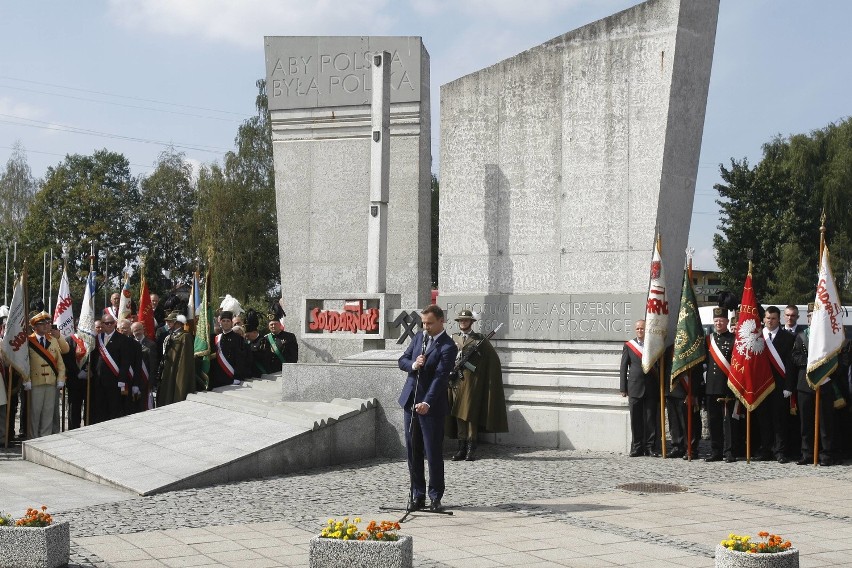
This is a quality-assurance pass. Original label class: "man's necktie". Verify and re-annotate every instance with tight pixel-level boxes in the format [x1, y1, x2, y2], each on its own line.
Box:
[40, 337, 46, 348]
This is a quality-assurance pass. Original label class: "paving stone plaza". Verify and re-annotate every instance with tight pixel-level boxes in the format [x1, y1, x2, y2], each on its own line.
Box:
[3, 442, 852, 567]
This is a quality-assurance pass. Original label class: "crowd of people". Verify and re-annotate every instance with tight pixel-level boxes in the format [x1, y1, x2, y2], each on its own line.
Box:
[621, 303, 852, 465]
[1, 292, 298, 443]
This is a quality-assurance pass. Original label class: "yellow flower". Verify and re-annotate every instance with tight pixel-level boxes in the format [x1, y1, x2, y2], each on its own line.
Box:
[355, 517, 362, 523]
[343, 536, 350, 541]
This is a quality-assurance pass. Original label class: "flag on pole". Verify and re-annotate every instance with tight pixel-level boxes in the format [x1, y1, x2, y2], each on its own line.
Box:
[1, 271, 30, 378]
[117, 272, 132, 321]
[194, 271, 212, 388]
[77, 270, 98, 361]
[187, 272, 200, 321]
[728, 272, 774, 411]
[670, 266, 706, 384]
[807, 244, 845, 388]
[642, 234, 669, 373]
[52, 266, 75, 338]
[137, 271, 156, 340]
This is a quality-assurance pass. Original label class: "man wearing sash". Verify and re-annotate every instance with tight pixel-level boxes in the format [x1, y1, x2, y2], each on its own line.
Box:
[210, 310, 250, 388]
[619, 320, 659, 457]
[103, 292, 120, 320]
[755, 306, 795, 462]
[704, 307, 737, 462]
[26, 311, 66, 438]
[91, 314, 134, 422]
[131, 321, 158, 410]
[262, 303, 298, 372]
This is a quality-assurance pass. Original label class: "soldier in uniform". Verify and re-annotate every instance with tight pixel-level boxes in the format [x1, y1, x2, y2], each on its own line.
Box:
[447, 310, 507, 462]
[209, 310, 250, 388]
[26, 311, 66, 438]
[792, 304, 836, 466]
[158, 311, 195, 406]
[704, 307, 737, 462]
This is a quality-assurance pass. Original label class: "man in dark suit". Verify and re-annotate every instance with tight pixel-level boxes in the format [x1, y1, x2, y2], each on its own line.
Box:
[398, 304, 458, 512]
[755, 306, 795, 462]
[704, 307, 737, 462]
[620, 320, 659, 457]
[210, 311, 251, 388]
[91, 314, 134, 422]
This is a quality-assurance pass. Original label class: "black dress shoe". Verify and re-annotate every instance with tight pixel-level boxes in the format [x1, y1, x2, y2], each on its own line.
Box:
[753, 454, 772, 462]
[408, 497, 425, 511]
[429, 499, 442, 512]
[724, 456, 737, 463]
[818, 459, 832, 467]
[796, 457, 810, 465]
[667, 450, 684, 459]
[704, 455, 722, 462]
[777, 456, 789, 464]
[629, 450, 643, 457]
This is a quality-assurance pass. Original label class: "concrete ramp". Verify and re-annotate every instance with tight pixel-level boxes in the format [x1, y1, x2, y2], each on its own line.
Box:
[22, 379, 377, 495]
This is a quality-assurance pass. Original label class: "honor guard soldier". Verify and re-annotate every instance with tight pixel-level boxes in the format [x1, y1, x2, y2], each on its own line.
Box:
[704, 306, 737, 462]
[210, 310, 251, 388]
[448, 310, 507, 462]
[158, 312, 195, 405]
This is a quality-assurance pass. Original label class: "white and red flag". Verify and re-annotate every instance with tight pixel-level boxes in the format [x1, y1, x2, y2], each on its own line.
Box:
[728, 272, 774, 410]
[1, 271, 30, 378]
[642, 234, 668, 374]
[117, 272, 132, 321]
[807, 244, 845, 388]
[77, 270, 98, 362]
[52, 266, 75, 338]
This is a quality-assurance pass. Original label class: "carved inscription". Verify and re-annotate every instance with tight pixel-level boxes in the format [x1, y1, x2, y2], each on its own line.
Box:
[265, 37, 422, 109]
[440, 294, 645, 341]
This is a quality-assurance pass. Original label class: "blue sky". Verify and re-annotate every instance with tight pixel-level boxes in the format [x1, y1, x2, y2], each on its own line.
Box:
[1, 0, 851, 272]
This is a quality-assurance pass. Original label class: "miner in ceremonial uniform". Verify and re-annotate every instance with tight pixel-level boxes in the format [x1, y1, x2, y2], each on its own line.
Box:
[792, 304, 837, 466]
[91, 313, 134, 422]
[261, 302, 298, 372]
[244, 310, 267, 378]
[704, 307, 737, 462]
[158, 312, 195, 405]
[210, 310, 250, 388]
[447, 310, 507, 462]
[756, 306, 795, 462]
[620, 320, 659, 457]
[26, 311, 66, 437]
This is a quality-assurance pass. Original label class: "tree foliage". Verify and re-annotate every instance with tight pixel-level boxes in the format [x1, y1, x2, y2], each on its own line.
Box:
[192, 79, 279, 302]
[714, 118, 852, 303]
[0, 142, 37, 246]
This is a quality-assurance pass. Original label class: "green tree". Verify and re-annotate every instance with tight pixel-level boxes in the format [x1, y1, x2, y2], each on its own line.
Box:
[20, 149, 140, 310]
[138, 147, 198, 292]
[193, 80, 278, 302]
[766, 242, 813, 304]
[0, 141, 37, 248]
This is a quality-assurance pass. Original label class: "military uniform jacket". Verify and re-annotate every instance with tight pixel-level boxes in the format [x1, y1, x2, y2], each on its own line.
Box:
[27, 334, 66, 387]
[266, 330, 298, 370]
[704, 331, 734, 396]
[448, 332, 508, 433]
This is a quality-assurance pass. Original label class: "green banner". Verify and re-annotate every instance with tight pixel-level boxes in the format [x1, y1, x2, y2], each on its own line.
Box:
[670, 268, 706, 386]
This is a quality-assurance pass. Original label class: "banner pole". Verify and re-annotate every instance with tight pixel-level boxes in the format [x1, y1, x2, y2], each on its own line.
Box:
[660, 355, 666, 458]
[686, 376, 693, 460]
[813, 386, 820, 466]
[746, 409, 751, 464]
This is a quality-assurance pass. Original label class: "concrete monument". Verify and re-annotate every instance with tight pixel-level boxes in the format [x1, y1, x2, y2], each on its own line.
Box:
[438, 0, 719, 451]
[264, 37, 432, 363]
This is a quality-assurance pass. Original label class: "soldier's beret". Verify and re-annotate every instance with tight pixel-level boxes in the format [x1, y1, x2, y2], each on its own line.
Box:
[455, 309, 477, 321]
[165, 310, 180, 322]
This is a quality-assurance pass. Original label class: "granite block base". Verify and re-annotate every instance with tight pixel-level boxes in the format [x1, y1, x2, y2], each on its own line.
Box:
[714, 545, 799, 568]
[0, 521, 70, 568]
[309, 535, 413, 568]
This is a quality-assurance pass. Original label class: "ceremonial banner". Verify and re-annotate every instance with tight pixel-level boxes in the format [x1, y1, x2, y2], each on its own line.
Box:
[807, 244, 845, 388]
[117, 272, 132, 321]
[642, 235, 668, 374]
[1, 273, 30, 378]
[671, 267, 706, 385]
[187, 272, 200, 321]
[728, 273, 774, 410]
[77, 271, 98, 360]
[137, 272, 156, 340]
[53, 267, 75, 338]
[194, 271, 212, 386]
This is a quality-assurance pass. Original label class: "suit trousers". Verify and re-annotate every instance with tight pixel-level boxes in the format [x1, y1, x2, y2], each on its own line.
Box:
[666, 396, 700, 455]
[29, 384, 56, 439]
[628, 394, 657, 454]
[706, 395, 735, 458]
[755, 387, 789, 458]
[404, 408, 445, 502]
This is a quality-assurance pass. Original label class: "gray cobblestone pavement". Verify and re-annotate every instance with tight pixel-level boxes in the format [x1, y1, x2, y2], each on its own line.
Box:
[5, 442, 852, 566]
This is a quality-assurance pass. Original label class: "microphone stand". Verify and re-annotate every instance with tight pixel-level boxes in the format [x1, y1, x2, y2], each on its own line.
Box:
[380, 333, 453, 523]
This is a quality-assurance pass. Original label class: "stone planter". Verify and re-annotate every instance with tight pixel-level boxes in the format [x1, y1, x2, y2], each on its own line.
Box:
[0, 521, 70, 568]
[715, 544, 799, 568]
[309, 535, 413, 568]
